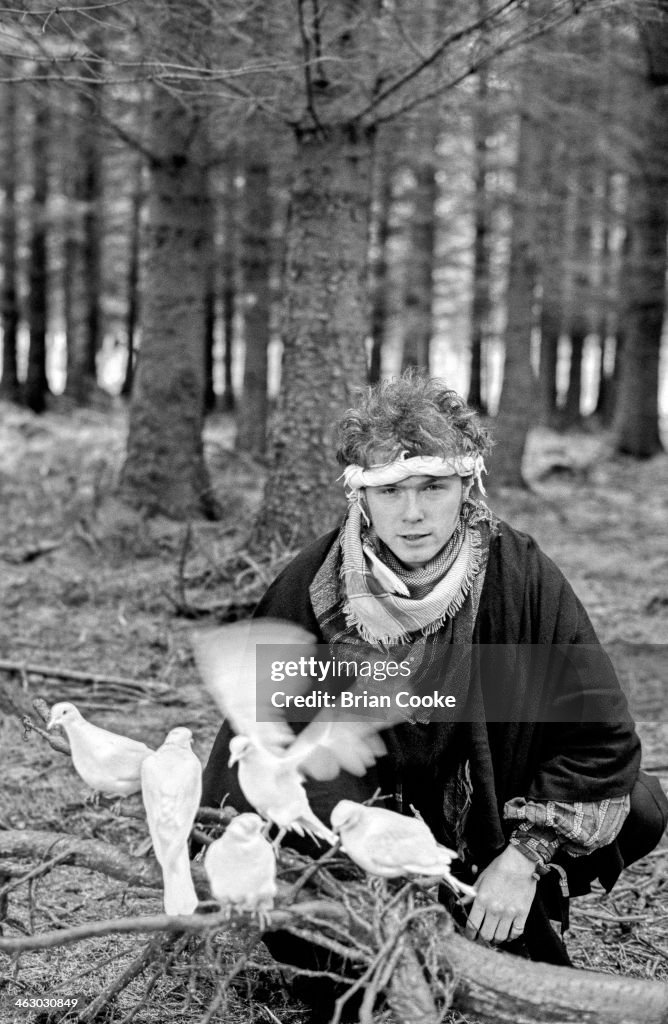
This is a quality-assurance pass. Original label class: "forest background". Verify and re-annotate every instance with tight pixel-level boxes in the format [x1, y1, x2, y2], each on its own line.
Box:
[0, 1, 668, 1023]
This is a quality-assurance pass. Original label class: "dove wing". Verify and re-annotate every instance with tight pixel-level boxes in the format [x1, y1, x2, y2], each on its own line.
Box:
[362, 817, 442, 869]
[192, 620, 317, 753]
[141, 749, 202, 863]
[68, 721, 152, 793]
[286, 718, 388, 780]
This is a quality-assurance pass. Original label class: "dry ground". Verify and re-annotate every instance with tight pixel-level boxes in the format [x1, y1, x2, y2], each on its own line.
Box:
[0, 400, 666, 1024]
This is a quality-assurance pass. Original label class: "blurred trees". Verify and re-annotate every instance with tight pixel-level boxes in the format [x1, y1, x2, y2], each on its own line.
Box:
[0, 0, 665, 533]
[612, 24, 668, 457]
[0, 80, 20, 403]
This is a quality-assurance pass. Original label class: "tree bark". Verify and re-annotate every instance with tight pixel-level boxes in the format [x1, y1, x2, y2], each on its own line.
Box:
[367, 143, 394, 384]
[441, 920, 668, 1024]
[613, 34, 668, 457]
[402, 156, 437, 372]
[491, 50, 543, 488]
[220, 158, 237, 413]
[237, 145, 272, 456]
[65, 92, 103, 405]
[468, 47, 491, 413]
[24, 95, 50, 414]
[251, 124, 374, 549]
[119, 89, 216, 519]
[538, 299, 560, 425]
[0, 80, 21, 403]
[121, 156, 143, 400]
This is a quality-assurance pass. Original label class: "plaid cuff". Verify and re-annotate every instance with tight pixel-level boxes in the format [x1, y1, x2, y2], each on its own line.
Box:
[509, 822, 562, 867]
[504, 795, 630, 858]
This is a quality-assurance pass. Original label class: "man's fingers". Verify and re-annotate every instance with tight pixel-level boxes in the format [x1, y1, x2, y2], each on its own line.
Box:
[507, 918, 526, 941]
[466, 907, 527, 944]
[464, 899, 485, 938]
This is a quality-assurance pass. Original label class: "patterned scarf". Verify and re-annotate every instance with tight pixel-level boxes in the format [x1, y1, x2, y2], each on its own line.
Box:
[338, 498, 491, 646]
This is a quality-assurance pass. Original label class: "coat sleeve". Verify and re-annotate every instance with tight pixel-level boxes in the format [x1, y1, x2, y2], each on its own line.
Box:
[478, 524, 641, 806]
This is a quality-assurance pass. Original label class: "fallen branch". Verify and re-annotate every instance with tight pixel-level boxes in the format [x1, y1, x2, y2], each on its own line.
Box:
[1, 828, 667, 1024]
[0, 658, 175, 701]
[440, 917, 668, 1024]
[0, 829, 164, 890]
[21, 700, 70, 756]
[0, 899, 347, 953]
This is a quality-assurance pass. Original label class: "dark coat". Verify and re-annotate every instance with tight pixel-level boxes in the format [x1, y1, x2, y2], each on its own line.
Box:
[202, 520, 642, 886]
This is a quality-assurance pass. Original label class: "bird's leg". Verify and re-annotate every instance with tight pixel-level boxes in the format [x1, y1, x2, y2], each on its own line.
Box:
[369, 877, 387, 899]
[271, 827, 287, 853]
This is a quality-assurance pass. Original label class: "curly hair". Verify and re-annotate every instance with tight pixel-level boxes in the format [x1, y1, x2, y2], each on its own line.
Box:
[336, 371, 493, 468]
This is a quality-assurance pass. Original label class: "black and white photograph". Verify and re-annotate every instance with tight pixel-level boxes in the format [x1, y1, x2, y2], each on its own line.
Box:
[0, 2, 667, 1023]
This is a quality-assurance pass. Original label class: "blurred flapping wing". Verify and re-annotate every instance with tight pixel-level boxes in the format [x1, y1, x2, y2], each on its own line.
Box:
[191, 619, 316, 753]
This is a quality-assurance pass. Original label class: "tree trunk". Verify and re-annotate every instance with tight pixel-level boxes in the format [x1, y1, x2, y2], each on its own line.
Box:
[24, 96, 50, 414]
[64, 93, 103, 405]
[562, 330, 584, 425]
[121, 157, 143, 399]
[538, 299, 560, 426]
[402, 157, 437, 372]
[0, 80, 21, 403]
[237, 146, 272, 456]
[119, 91, 216, 519]
[251, 124, 374, 549]
[468, 54, 491, 413]
[562, 157, 595, 427]
[440, 922, 668, 1024]
[203, 262, 217, 414]
[613, 42, 668, 456]
[491, 53, 543, 488]
[220, 159, 237, 414]
[367, 148, 394, 385]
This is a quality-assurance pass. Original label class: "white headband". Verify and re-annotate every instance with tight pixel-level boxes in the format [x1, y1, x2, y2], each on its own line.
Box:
[342, 453, 487, 495]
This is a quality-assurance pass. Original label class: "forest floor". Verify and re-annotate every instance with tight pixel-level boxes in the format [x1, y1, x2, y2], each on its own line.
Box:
[0, 399, 667, 1024]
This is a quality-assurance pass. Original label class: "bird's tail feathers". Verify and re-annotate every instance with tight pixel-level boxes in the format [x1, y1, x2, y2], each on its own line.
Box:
[295, 814, 337, 846]
[162, 848, 198, 916]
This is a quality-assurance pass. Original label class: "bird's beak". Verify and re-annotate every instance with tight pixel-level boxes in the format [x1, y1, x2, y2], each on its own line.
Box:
[46, 715, 56, 731]
[228, 751, 240, 768]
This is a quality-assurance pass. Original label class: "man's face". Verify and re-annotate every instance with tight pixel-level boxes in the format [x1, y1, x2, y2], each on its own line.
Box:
[364, 474, 464, 568]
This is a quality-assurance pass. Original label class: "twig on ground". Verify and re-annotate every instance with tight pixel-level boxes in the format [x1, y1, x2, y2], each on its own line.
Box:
[0, 658, 174, 700]
[20, 706, 71, 756]
[0, 850, 72, 899]
[78, 933, 178, 1023]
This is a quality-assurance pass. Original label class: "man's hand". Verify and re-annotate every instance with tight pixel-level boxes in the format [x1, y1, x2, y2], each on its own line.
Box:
[464, 844, 538, 943]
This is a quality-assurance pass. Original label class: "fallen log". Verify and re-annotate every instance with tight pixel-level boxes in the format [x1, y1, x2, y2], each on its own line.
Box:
[1, 829, 667, 1024]
[441, 920, 668, 1024]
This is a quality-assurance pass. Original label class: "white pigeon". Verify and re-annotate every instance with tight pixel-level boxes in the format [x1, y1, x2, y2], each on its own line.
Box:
[228, 734, 337, 845]
[204, 812, 277, 924]
[331, 800, 477, 898]
[140, 726, 202, 916]
[191, 620, 393, 845]
[47, 701, 153, 798]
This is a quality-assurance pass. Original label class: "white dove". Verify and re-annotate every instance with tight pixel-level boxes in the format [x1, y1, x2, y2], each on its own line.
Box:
[47, 701, 153, 798]
[140, 726, 202, 916]
[204, 812, 277, 925]
[192, 620, 393, 846]
[228, 734, 337, 845]
[331, 800, 477, 898]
